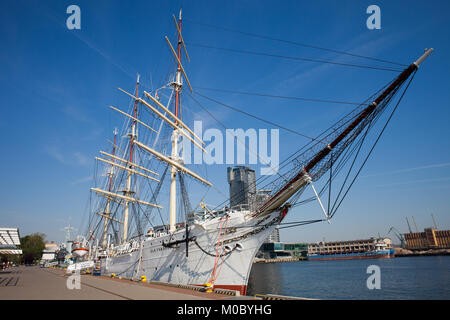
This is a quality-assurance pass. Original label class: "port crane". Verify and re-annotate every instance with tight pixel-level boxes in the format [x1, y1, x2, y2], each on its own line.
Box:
[388, 227, 406, 248]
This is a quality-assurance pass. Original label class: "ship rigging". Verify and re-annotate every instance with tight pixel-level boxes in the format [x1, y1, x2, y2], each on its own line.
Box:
[78, 10, 433, 295]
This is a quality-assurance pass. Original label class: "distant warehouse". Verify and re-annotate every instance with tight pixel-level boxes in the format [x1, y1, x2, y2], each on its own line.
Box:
[308, 237, 393, 255]
[404, 228, 450, 250]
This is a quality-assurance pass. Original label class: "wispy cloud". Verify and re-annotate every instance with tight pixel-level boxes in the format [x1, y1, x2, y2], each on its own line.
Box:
[69, 29, 136, 80]
[71, 175, 92, 185]
[372, 176, 450, 188]
[362, 162, 450, 179]
[44, 145, 65, 164]
[73, 152, 90, 166]
[45, 145, 91, 167]
[268, 31, 403, 96]
[62, 105, 92, 123]
[39, 6, 137, 81]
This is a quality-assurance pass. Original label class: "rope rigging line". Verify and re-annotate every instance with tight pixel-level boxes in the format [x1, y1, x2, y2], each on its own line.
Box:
[278, 219, 325, 230]
[327, 109, 378, 213]
[103, 56, 396, 239]
[258, 77, 400, 192]
[130, 202, 143, 240]
[109, 89, 173, 240]
[196, 77, 395, 213]
[142, 163, 169, 227]
[291, 114, 375, 208]
[290, 93, 391, 210]
[287, 70, 415, 222]
[209, 215, 227, 284]
[179, 173, 193, 218]
[187, 93, 287, 182]
[208, 69, 405, 226]
[89, 136, 132, 240]
[187, 43, 404, 72]
[184, 18, 407, 67]
[328, 69, 417, 218]
[287, 75, 400, 211]
[194, 86, 369, 106]
[327, 153, 333, 215]
[115, 257, 140, 276]
[210, 217, 230, 285]
[88, 147, 134, 242]
[275, 110, 383, 226]
[193, 91, 328, 145]
[84, 25, 420, 241]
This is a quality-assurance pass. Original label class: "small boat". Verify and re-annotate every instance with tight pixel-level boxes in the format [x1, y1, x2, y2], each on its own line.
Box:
[71, 241, 89, 258]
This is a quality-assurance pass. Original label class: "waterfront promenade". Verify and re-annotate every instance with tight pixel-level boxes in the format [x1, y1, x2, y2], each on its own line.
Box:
[0, 266, 233, 300]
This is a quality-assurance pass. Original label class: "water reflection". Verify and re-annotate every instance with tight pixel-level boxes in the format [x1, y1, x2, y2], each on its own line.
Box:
[247, 257, 450, 299]
[247, 263, 283, 295]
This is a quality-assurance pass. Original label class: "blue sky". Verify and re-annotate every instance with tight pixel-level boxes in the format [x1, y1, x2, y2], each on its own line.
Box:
[1, 0, 449, 244]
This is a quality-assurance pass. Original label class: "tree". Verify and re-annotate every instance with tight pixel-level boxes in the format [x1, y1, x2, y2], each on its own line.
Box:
[0, 253, 21, 266]
[20, 233, 46, 264]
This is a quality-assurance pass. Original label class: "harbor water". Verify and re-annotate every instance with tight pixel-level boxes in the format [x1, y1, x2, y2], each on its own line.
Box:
[247, 256, 450, 299]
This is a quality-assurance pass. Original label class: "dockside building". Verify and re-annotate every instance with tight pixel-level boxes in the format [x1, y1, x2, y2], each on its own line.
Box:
[308, 237, 393, 255]
[404, 228, 450, 250]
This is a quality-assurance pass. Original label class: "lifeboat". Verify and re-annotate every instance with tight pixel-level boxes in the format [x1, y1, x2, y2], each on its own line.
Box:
[71, 241, 89, 257]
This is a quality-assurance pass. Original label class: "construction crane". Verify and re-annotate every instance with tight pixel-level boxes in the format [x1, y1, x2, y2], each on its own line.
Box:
[431, 213, 438, 229]
[412, 216, 420, 233]
[388, 227, 406, 248]
[405, 217, 412, 233]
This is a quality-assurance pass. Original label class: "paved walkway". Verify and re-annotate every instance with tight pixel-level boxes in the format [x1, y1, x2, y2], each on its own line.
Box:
[0, 266, 224, 300]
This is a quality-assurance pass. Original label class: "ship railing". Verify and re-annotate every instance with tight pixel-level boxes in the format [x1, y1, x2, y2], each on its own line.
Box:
[230, 203, 250, 211]
[190, 208, 228, 224]
[109, 240, 143, 256]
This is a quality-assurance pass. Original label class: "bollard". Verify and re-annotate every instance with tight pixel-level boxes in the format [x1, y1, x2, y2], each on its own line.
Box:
[203, 282, 213, 293]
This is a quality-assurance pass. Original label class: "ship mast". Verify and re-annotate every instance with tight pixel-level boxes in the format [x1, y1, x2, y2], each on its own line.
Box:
[168, 9, 184, 233]
[101, 128, 118, 247]
[63, 218, 74, 243]
[102, 10, 210, 241]
[92, 79, 164, 245]
[123, 74, 140, 242]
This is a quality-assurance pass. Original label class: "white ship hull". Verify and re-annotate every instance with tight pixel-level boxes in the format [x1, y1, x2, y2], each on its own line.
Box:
[100, 209, 283, 295]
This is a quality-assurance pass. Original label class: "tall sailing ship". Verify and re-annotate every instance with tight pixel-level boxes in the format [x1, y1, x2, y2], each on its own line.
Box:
[82, 10, 433, 295]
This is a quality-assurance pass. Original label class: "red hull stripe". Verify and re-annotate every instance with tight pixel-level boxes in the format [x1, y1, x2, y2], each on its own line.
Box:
[72, 248, 89, 252]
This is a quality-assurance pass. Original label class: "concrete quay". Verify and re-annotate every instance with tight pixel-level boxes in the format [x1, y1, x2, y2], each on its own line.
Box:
[0, 266, 249, 300]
